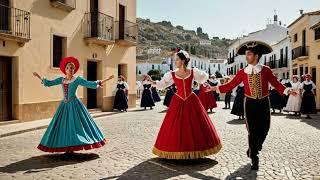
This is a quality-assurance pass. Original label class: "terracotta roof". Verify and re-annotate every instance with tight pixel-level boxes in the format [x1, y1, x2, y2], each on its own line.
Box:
[287, 10, 320, 28]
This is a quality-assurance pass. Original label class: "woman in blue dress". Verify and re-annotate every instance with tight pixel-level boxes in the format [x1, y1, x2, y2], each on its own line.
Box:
[33, 56, 114, 153]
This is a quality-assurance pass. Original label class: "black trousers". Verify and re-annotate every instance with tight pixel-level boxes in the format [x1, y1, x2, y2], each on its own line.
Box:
[244, 96, 270, 158]
[225, 92, 232, 108]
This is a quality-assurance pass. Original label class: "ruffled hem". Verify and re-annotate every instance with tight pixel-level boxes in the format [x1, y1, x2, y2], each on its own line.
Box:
[37, 139, 106, 153]
[152, 144, 222, 159]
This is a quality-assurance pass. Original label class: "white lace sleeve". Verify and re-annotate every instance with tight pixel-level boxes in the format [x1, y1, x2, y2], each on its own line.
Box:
[312, 82, 316, 90]
[124, 82, 129, 90]
[155, 72, 174, 90]
[193, 67, 209, 84]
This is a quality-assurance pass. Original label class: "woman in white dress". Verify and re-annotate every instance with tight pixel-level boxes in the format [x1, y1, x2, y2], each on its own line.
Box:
[284, 76, 302, 116]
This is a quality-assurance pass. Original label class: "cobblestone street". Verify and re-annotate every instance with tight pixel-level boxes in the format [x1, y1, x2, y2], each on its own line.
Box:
[0, 101, 319, 180]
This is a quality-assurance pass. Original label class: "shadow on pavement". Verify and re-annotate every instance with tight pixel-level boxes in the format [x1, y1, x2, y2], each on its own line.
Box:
[101, 158, 219, 180]
[227, 119, 246, 125]
[129, 109, 151, 112]
[225, 163, 257, 180]
[0, 153, 99, 174]
[300, 117, 320, 130]
[158, 109, 168, 113]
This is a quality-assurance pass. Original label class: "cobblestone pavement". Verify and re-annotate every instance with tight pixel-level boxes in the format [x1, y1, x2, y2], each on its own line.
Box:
[0, 101, 319, 180]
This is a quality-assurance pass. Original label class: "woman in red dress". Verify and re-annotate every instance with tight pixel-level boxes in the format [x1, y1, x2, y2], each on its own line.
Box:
[198, 83, 218, 112]
[149, 49, 222, 159]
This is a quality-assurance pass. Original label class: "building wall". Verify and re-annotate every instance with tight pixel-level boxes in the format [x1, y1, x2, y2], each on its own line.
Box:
[266, 37, 291, 79]
[0, 0, 137, 121]
[136, 63, 170, 77]
[289, 14, 320, 109]
[227, 21, 290, 76]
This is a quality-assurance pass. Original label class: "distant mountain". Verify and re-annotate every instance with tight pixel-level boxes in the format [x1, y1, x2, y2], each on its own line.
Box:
[137, 18, 233, 61]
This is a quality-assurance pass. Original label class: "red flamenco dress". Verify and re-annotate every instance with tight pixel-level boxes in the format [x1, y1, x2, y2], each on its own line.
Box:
[198, 84, 217, 111]
[153, 68, 222, 159]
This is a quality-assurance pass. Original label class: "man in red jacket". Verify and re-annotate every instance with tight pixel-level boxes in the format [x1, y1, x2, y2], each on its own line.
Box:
[208, 41, 293, 170]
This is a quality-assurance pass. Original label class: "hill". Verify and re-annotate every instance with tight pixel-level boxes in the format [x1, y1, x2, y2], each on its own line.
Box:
[137, 18, 233, 61]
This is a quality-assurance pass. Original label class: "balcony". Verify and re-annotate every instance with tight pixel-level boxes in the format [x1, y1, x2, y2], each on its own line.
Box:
[269, 60, 278, 69]
[227, 57, 234, 64]
[50, 0, 75, 12]
[278, 59, 288, 68]
[115, 20, 138, 47]
[83, 12, 115, 47]
[0, 4, 30, 46]
[292, 46, 309, 60]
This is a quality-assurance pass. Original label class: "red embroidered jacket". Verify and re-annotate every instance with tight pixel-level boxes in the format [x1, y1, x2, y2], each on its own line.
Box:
[218, 66, 286, 99]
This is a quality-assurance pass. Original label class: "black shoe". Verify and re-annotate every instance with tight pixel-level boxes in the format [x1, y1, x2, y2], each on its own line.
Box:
[144, 107, 146, 110]
[222, 107, 228, 109]
[306, 115, 312, 119]
[251, 156, 259, 171]
[150, 107, 153, 110]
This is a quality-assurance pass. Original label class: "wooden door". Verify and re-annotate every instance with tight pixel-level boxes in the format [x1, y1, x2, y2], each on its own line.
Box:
[0, 57, 12, 121]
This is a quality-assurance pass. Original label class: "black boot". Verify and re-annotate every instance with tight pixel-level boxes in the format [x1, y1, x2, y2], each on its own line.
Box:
[306, 115, 312, 119]
[251, 156, 259, 171]
[150, 107, 153, 110]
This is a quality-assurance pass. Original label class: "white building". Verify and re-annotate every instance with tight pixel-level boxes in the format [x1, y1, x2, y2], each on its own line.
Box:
[147, 48, 162, 55]
[136, 59, 170, 78]
[137, 55, 227, 80]
[227, 15, 291, 79]
[199, 40, 211, 46]
[264, 37, 292, 79]
[190, 56, 228, 76]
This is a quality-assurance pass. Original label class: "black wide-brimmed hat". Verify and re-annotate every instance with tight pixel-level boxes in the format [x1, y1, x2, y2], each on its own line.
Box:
[236, 41, 272, 55]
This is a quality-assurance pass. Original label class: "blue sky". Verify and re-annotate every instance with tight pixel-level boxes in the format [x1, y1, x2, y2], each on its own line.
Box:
[137, 0, 320, 39]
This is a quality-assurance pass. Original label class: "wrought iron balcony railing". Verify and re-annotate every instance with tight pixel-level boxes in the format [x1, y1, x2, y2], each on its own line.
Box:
[83, 11, 115, 46]
[115, 20, 138, 46]
[292, 46, 309, 60]
[0, 4, 30, 45]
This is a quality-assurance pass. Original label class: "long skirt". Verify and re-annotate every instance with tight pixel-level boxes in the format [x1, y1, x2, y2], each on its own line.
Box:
[153, 93, 222, 159]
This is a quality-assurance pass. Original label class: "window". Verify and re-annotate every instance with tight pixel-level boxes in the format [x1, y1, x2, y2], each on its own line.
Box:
[305, 67, 308, 74]
[315, 27, 320, 40]
[294, 33, 298, 42]
[52, 35, 66, 68]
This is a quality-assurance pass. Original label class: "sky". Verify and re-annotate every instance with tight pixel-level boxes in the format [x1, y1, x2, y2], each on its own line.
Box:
[137, 0, 320, 39]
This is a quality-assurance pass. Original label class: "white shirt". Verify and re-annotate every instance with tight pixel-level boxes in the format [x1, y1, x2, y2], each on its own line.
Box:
[155, 68, 208, 90]
[244, 63, 263, 74]
[301, 80, 316, 90]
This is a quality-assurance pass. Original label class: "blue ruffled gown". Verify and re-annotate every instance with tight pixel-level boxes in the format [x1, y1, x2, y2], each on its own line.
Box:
[37, 76, 106, 152]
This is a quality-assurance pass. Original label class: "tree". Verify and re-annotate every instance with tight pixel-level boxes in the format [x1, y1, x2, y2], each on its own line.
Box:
[148, 69, 162, 81]
[190, 46, 196, 55]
